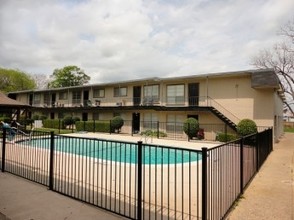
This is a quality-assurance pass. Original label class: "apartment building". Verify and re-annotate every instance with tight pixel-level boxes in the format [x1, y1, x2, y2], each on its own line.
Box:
[8, 69, 284, 141]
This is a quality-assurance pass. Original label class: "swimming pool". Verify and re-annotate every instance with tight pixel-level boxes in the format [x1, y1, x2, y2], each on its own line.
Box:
[22, 137, 201, 165]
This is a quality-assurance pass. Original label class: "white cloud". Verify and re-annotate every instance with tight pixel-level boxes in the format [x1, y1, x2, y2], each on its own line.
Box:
[0, 0, 294, 84]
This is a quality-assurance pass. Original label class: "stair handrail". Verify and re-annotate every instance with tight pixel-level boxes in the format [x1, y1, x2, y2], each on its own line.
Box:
[205, 96, 240, 124]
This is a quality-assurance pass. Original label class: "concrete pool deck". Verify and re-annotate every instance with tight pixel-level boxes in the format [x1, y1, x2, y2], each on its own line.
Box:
[63, 132, 220, 150]
[0, 132, 293, 220]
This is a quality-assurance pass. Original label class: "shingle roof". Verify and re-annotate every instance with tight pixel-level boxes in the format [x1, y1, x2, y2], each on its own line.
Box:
[0, 92, 28, 107]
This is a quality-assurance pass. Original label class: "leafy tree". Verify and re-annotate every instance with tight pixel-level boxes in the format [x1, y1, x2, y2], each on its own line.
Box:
[0, 67, 36, 92]
[251, 19, 294, 114]
[48, 66, 90, 88]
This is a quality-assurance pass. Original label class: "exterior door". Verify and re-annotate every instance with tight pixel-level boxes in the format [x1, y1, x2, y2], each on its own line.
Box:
[188, 83, 199, 106]
[132, 113, 140, 133]
[133, 86, 141, 106]
[83, 90, 89, 106]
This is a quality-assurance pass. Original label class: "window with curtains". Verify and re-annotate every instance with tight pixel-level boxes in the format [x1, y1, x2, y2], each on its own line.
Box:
[72, 91, 81, 104]
[93, 88, 105, 98]
[59, 91, 68, 100]
[143, 85, 159, 104]
[114, 87, 127, 97]
[33, 93, 41, 105]
[167, 84, 185, 105]
[143, 113, 158, 130]
[166, 114, 184, 133]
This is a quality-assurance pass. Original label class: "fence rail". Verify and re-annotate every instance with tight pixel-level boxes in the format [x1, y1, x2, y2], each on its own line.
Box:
[1, 127, 273, 220]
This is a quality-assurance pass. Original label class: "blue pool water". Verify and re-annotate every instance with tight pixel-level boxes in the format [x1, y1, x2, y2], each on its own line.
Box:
[24, 137, 201, 164]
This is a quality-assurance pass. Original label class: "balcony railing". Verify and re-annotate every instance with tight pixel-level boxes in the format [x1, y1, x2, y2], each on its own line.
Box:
[31, 96, 209, 108]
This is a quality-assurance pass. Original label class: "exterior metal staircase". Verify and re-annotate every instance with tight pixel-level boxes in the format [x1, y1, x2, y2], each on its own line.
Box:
[209, 107, 238, 131]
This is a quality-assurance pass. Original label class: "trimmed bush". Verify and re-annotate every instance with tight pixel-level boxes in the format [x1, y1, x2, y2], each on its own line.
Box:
[216, 132, 238, 142]
[43, 119, 65, 129]
[39, 115, 48, 120]
[237, 119, 257, 136]
[110, 116, 124, 133]
[75, 121, 110, 133]
[63, 116, 75, 126]
[32, 114, 39, 120]
[140, 130, 167, 137]
[183, 117, 199, 139]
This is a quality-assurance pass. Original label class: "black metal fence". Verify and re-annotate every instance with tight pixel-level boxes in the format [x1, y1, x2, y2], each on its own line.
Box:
[1, 127, 273, 220]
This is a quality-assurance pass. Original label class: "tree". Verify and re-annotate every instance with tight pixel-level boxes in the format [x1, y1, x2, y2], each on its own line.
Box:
[48, 66, 90, 88]
[31, 74, 50, 89]
[251, 19, 294, 114]
[0, 67, 36, 92]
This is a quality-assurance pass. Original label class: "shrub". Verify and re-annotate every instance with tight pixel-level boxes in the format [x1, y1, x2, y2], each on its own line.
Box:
[216, 132, 238, 142]
[32, 114, 39, 120]
[73, 116, 80, 122]
[43, 119, 65, 129]
[75, 121, 110, 132]
[237, 119, 257, 136]
[183, 117, 199, 139]
[39, 115, 48, 121]
[0, 116, 11, 123]
[110, 116, 124, 133]
[140, 130, 167, 137]
[63, 115, 75, 126]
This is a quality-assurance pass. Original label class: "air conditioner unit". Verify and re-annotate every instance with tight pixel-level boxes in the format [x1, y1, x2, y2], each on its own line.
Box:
[116, 102, 122, 106]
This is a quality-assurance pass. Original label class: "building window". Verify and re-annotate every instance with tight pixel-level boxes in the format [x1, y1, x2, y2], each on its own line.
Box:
[143, 113, 158, 130]
[33, 93, 41, 105]
[166, 114, 184, 133]
[114, 87, 127, 97]
[143, 85, 159, 104]
[59, 91, 68, 100]
[113, 112, 121, 117]
[93, 88, 105, 98]
[44, 93, 50, 106]
[167, 84, 185, 105]
[72, 91, 81, 104]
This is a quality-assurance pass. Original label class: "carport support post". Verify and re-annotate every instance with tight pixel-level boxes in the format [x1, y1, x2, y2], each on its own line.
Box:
[1, 128, 6, 172]
[49, 131, 55, 190]
[137, 141, 143, 220]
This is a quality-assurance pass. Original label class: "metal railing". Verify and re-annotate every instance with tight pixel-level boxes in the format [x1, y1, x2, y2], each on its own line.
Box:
[1, 127, 273, 220]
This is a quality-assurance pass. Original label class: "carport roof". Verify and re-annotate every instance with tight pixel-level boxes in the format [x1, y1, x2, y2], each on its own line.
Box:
[0, 92, 28, 107]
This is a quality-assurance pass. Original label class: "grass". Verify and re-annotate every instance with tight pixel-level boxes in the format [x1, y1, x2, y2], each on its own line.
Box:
[26, 126, 75, 134]
[284, 127, 294, 133]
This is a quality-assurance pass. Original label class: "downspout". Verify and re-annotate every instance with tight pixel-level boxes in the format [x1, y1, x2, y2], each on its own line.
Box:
[206, 76, 209, 106]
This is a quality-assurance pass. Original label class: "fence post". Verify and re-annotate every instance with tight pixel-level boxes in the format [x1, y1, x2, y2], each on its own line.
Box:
[109, 120, 112, 135]
[49, 131, 55, 190]
[157, 121, 160, 139]
[202, 147, 208, 220]
[256, 132, 260, 172]
[240, 137, 244, 194]
[59, 119, 61, 134]
[137, 141, 143, 220]
[188, 123, 190, 142]
[224, 124, 228, 142]
[1, 128, 6, 172]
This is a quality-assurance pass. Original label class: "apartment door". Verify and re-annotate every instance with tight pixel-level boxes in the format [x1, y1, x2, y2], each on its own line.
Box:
[29, 94, 33, 106]
[132, 113, 140, 133]
[83, 90, 89, 106]
[133, 86, 141, 106]
[188, 83, 199, 106]
[51, 93, 56, 106]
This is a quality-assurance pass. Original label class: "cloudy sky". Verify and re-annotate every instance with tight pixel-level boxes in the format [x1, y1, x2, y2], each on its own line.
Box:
[0, 0, 294, 83]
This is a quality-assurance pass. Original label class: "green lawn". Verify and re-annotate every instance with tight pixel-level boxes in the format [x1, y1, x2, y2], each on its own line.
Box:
[284, 127, 294, 133]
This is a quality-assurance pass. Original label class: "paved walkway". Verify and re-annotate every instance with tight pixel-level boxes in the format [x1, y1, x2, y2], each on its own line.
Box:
[0, 173, 126, 220]
[226, 132, 294, 220]
[0, 133, 293, 220]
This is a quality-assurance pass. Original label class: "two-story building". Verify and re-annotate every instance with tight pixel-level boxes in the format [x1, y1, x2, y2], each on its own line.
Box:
[8, 69, 284, 141]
